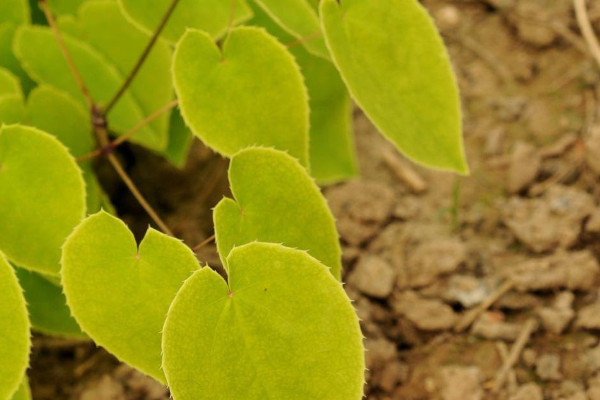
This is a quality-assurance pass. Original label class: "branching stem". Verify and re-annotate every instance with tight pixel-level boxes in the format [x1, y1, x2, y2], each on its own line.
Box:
[103, 0, 181, 115]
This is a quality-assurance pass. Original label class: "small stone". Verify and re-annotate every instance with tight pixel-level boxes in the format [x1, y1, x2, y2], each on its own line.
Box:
[437, 366, 483, 400]
[376, 360, 408, 392]
[587, 209, 600, 234]
[326, 180, 395, 224]
[507, 251, 599, 292]
[538, 291, 575, 334]
[585, 126, 600, 176]
[502, 185, 595, 252]
[522, 348, 538, 368]
[80, 375, 125, 400]
[577, 301, 600, 330]
[435, 5, 461, 31]
[393, 291, 457, 331]
[348, 255, 396, 298]
[508, 141, 541, 193]
[399, 239, 466, 288]
[509, 383, 543, 400]
[471, 312, 522, 341]
[365, 337, 397, 372]
[536, 353, 562, 381]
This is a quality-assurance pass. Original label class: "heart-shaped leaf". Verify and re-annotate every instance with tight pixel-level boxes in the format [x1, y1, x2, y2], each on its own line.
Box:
[61, 211, 200, 382]
[15, 266, 85, 338]
[0, 124, 86, 276]
[0, 252, 30, 400]
[214, 147, 342, 278]
[162, 242, 364, 400]
[247, 5, 357, 183]
[71, 0, 173, 140]
[173, 27, 309, 166]
[119, 0, 252, 43]
[320, 0, 468, 173]
[13, 25, 166, 151]
[253, 0, 328, 59]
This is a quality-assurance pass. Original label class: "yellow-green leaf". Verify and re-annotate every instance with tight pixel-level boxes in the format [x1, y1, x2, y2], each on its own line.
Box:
[214, 147, 342, 278]
[320, 0, 468, 173]
[174, 27, 309, 166]
[0, 124, 86, 276]
[0, 252, 30, 400]
[162, 242, 364, 400]
[61, 211, 199, 382]
[118, 0, 252, 43]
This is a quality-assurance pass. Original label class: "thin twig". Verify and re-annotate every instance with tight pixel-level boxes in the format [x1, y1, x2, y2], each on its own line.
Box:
[574, 0, 600, 68]
[493, 319, 537, 393]
[454, 280, 515, 332]
[287, 30, 322, 49]
[39, 0, 94, 108]
[76, 99, 179, 163]
[106, 153, 174, 236]
[192, 234, 216, 252]
[103, 0, 181, 115]
[113, 99, 179, 146]
[94, 120, 173, 236]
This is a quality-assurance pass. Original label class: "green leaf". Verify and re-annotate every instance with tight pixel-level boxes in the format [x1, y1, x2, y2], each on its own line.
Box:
[0, 24, 35, 94]
[253, 0, 328, 59]
[13, 25, 165, 150]
[25, 85, 109, 214]
[48, 0, 88, 15]
[247, 4, 357, 183]
[0, 67, 23, 97]
[14, 266, 85, 338]
[61, 211, 199, 382]
[320, 0, 468, 173]
[214, 147, 342, 278]
[0, 94, 25, 123]
[162, 242, 364, 400]
[0, 0, 29, 25]
[26, 85, 93, 157]
[119, 0, 252, 43]
[0, 253, 30, 400]
[74, 0, 173, 140]
[174, 27, 309, 166]
[10, 377, 31, 400]
[164, 106, 193, 168]
[0, 124, 86, 276]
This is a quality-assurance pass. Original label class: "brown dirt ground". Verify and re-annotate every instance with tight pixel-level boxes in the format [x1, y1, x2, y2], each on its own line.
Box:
[28, 0, 600, 399]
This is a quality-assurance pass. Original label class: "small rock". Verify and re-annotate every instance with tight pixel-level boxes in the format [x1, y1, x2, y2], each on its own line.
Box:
[587, 209, 600, 234]
[495, 291, 542, 310]
[392, 196, 421, 220]
[348, 255, 396, 298]
[437, 366, 483, 400]
[502, 185, 595, 252]
[538, 291, 575, 334]
[80, 375, 125, 400]
[507, 251, 599, 292]
[424, 275, 490, 308]
[393, 291, 457, 331]
[536, 353, 562, 381]
[376, 360, 409, 392]
[435, 5, 461, 31]
[399, 239, 467, 288]
[585, 126, 600, 176]
[326, 180, 395, 224]
[471, 312, 522, 341]
[577, 301, 600, 330]
[508, 142, 541, 193]
[509, 383, 543, 400]
[365, 337, 398, 372]
[522, 348, 538, 368]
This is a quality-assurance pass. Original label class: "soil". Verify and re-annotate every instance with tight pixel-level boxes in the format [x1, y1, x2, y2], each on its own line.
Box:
[27, 0, 600, 399]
